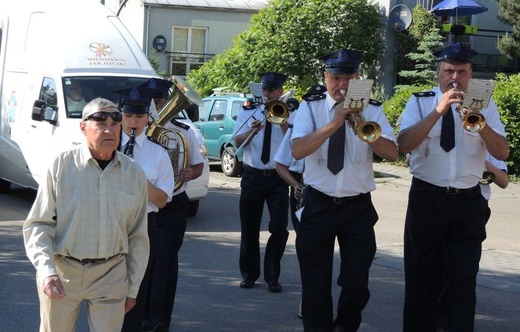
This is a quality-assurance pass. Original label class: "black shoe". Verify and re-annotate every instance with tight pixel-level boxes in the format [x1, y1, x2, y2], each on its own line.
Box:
[152, 323, 169, 332]
[267, 281, 282, 293]
[240, 279, 255, 288]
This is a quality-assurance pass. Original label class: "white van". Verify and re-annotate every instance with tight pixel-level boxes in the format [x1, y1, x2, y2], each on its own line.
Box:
[0, 0, 208, 215]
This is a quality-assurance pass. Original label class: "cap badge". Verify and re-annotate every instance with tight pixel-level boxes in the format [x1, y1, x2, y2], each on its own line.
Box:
[339, 50, 349, 62]
[148, 78, 158, 89]
[129, 87, 140, 101]
[451, 43, 462, 54]
[265, 72, 275, 81]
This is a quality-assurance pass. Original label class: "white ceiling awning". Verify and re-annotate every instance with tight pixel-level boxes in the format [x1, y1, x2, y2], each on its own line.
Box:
[144, 0, 269, 11]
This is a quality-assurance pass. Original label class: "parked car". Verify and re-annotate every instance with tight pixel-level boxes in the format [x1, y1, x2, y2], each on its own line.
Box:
[193, 92, 254, 177]
[175, 110, 210, 217]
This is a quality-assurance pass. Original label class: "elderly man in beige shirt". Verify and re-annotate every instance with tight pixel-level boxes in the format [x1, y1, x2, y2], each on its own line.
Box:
[23, 98, 149, 332]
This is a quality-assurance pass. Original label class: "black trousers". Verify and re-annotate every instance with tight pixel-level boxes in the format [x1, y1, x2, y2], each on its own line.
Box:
[403, 178, 487, 332]
[296, 187, 377, 332]
[437, 198, 491, 330]
[121, 212, 157, 332]
[145, 192, 189, 328]
[239, 167, 289, 283]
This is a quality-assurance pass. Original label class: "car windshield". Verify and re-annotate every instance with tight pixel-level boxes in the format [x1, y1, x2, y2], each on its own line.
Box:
[62, 76, 150, 118]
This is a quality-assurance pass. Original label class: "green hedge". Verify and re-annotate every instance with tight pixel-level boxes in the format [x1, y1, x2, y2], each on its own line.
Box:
[383, 84, 434, 134]
[493, 73, 520, 175]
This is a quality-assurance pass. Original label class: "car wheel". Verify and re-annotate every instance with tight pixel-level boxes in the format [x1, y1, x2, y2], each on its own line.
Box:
[187, 200, 199, 217]
[221, 146, 243, 177]
[0, 179, 11, 194]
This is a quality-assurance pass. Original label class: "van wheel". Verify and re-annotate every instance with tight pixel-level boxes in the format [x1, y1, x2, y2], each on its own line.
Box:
[221, 147, 243, 177]
[0, 179, 12, 194]
[187, 200, 199, 217]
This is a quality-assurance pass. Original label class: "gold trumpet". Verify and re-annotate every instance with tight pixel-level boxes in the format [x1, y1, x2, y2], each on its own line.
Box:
[461, 99, 486, 133]
[452, 82, 486, 133]
[340, 89, 381, 143]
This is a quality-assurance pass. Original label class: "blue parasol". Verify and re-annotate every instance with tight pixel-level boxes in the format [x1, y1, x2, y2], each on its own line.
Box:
[430, 0, 488, 17]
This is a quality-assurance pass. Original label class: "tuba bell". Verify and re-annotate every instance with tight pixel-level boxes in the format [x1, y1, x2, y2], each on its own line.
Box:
[146, 76, 204, 192]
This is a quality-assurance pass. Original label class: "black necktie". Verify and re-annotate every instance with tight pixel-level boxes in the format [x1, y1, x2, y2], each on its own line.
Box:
[261, 121, 272, 164]
[440, 108, 455, 152]
[327, 123, 346, 175]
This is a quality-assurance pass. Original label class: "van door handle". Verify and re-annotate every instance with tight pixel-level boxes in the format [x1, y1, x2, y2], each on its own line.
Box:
[219, 125, 224, 130]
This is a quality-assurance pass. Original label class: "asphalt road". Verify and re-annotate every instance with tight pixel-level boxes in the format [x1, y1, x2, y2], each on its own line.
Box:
[1, 163, 519, 331]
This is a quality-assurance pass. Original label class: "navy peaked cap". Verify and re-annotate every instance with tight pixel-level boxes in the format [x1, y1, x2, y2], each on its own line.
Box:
[115, 86, 153, 114]
[140, 78, 173, 99]
[260, 72, 287, 90]
[320, 49, 363, 74]
[433, 42, 478, 63]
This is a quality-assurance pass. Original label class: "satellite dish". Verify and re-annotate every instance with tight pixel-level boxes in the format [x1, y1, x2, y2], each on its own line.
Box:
[388, 4, 412, 32]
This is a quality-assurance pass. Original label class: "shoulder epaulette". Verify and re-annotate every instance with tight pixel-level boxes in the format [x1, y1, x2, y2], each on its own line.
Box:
[169, 118, 190, 131]
[412, 91, 435, 98]
[147, 136, 167, 149]
[303, 84, 327, 102]
[369, 99, 382, 106]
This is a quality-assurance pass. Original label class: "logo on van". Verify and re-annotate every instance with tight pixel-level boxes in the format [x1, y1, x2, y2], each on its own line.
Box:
[89, 43, 113, 57]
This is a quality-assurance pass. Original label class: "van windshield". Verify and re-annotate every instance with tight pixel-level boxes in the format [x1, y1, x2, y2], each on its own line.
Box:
[63, 76, 150, 118]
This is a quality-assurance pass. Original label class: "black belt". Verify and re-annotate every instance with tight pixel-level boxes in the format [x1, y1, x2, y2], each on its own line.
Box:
[59, 254, 119, 266]
[412, 177, 478, 195]
[245, 166, 276, 176]
[309, 186, 367, 205]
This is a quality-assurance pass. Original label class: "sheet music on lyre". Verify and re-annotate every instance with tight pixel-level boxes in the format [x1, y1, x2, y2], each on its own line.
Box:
[462, 79, 496, 110]
[249, 82, 265, 104]
[344, 79, 374, 111]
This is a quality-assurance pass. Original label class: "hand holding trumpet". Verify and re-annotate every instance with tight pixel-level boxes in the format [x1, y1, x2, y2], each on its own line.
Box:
[438, 82, 465, 116]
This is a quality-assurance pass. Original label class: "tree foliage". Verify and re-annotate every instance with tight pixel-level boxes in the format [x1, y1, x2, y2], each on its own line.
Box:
[148, 50, 167, 78]
[398, 26, 444, 86]
[187, 0, 386, 97]
[394, 6, 440, 87]
[496, 0, 520, 58]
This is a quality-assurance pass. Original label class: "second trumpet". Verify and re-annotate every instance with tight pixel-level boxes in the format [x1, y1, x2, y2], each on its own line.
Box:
[340, 89, 381, 143]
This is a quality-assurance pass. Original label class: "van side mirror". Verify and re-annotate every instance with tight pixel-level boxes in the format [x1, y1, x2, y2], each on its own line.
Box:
[32, 100, 58, 125]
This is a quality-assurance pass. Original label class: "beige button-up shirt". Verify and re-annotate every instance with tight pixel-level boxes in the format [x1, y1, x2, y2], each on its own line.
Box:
[23, 144, 149, 297]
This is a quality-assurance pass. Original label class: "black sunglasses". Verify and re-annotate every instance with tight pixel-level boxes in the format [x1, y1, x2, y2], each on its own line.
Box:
[84, 111, 123, 123]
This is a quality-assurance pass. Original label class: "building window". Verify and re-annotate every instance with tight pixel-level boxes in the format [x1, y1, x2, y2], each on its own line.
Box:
[170, 27, 207, 77]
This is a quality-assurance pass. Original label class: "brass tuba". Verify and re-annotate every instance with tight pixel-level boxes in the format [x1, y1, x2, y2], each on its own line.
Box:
[146, 76, 203, 192]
